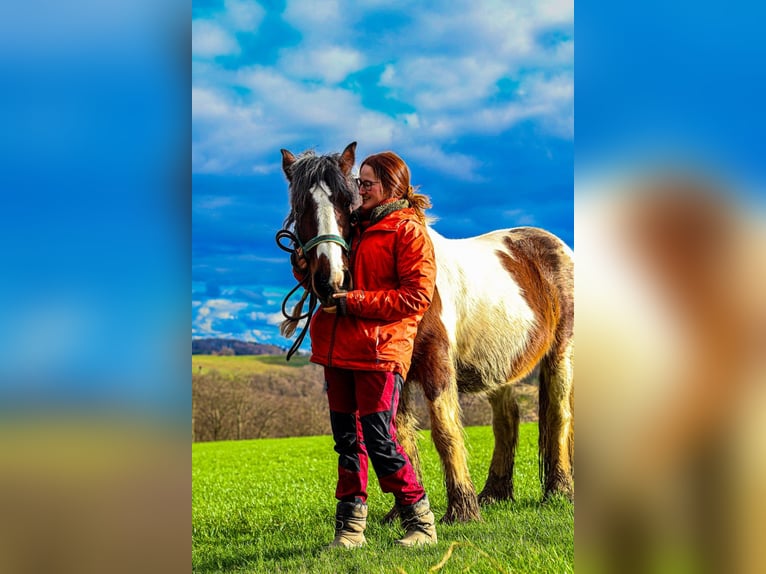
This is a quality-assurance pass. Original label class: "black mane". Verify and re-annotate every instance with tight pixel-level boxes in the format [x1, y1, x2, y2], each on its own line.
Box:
[284, 151, 357, 230]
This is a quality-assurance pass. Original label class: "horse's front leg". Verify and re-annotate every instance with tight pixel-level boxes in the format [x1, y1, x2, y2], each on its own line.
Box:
[427, 377, 481, 522]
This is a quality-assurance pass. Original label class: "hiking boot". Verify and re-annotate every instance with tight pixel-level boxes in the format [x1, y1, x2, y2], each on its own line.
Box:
[328, 500, 367, 549]
[395, 495, 437, 547]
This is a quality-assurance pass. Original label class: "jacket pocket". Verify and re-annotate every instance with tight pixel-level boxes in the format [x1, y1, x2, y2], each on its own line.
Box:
[334, 317, 380, 362]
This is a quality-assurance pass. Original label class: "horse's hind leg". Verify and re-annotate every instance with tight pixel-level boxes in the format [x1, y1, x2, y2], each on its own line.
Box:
[427, 379, 481, 522]
[539, 341, 574, 500]
[478, 383, 520, 504]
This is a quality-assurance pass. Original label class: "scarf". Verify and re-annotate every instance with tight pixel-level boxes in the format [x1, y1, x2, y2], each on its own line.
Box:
[352, 198, 410, 227]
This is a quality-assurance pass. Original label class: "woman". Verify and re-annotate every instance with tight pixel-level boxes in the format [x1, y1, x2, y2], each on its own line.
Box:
[295, 151, 437, 548]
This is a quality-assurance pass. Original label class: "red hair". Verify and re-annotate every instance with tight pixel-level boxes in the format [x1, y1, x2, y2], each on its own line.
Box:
[360, 151, 431, 224]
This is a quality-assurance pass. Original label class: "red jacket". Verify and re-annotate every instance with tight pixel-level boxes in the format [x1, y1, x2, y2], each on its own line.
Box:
[308, 204, 436, 378]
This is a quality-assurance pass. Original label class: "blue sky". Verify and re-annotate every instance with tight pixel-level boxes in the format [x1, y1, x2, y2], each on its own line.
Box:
[192, 0, 574, 348]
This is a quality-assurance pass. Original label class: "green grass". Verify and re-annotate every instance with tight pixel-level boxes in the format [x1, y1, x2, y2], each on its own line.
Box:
[192, 354, 311, 376]
[193, 424, 573, 573]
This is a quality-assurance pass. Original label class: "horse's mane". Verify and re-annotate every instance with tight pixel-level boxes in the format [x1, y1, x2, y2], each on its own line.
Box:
[284, 150, 357, 229]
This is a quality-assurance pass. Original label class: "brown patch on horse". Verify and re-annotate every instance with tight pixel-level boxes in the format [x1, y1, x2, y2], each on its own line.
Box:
[496, 228, 574, 376]
[409, 289, 451, 401]
[499, 229, 574, 500]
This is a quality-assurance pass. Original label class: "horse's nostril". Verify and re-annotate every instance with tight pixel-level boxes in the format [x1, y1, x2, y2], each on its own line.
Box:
[313, 274, 333, 298]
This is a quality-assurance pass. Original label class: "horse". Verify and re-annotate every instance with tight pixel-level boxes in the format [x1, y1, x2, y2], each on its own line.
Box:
[277, 142, 574, 522]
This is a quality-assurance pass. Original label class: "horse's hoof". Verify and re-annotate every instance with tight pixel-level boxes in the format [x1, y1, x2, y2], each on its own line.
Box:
[542, 485, 574, 503]
[478, 486, 515, 506]
[479, 481, 514, 506]
[440, 504, 482, 523]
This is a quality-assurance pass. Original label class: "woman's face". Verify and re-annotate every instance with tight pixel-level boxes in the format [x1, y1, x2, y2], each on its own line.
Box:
[358, 164, 389, 214]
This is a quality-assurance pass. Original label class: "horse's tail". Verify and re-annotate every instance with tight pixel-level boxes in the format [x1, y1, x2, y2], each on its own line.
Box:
[538, 360, 551, 489]
[280, 289, 309, 338]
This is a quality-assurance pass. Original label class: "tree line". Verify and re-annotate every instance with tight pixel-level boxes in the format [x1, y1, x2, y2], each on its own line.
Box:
[192, 363, 538, 442]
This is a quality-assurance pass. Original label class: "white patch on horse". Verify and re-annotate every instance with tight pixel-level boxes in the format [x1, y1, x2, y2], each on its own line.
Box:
[429, 228, 537, 383]
[310, 181, 345, 287]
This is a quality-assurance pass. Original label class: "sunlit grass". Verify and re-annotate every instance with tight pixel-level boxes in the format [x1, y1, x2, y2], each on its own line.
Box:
[193, 424, 573, 573]
[192, 354, 311, 376]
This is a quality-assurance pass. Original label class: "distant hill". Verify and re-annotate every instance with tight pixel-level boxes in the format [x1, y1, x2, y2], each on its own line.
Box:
[192, 338, 287, 356]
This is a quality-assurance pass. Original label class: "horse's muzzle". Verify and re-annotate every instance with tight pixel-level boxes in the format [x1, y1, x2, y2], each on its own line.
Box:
[314, 269, 351, 315]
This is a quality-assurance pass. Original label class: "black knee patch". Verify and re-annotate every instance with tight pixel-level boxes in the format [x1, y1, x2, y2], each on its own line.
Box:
[330, 411, 361, 472]
[361, 411, 406, 477]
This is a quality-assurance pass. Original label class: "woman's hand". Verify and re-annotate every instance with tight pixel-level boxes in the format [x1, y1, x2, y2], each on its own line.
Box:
[322, 292, 348, 314]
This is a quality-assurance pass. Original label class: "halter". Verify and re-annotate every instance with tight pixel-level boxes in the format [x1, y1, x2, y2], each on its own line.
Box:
[300, 233, 349, 254]
[275, 228, 350, 361]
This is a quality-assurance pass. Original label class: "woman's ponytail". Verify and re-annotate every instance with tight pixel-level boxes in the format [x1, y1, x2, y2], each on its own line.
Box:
[403, 184, 431, 225]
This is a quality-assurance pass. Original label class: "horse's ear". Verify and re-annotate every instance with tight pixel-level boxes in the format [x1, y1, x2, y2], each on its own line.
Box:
[281, 149, 296, 181]
[339, 141, 357, 176]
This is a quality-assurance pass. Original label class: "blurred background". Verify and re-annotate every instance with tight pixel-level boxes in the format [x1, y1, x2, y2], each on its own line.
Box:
[0, 1, 189, 572]
[576, 1, 766, 573]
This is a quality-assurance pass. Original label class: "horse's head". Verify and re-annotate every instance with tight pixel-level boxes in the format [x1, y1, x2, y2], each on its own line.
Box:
[280, 142, 358, 308]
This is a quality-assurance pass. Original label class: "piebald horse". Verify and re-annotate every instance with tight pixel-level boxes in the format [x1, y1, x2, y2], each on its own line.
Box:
[278, 142, 574, 522]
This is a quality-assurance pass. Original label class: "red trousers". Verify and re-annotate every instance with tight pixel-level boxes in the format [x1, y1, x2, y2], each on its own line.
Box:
[325, 367, 425, 506]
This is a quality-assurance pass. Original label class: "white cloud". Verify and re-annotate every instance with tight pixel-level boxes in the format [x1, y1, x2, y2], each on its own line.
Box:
[413, 72, 573, 140]
[198, 299, 248, 319]
[283, 0, 344, 33]
[280, 46, 364, 84]
[192, 85, 272, 172]
[236, 67, 364, 126]
[550, 39, 575, 64]
[521, 73, 574, 137]
[244, 329, 274, 342]
[193, 298, 254, 337]
[192, 1, 574, 175]
[223, 0, 265, 31]
[404, 145, 484, 181]
[380, 57, 506, 112]
[195, 196, 234, 211]
[253, 311, 288, 326]
[192, 1, 264, 59]
[192, 65, 400, 172]
[503, 208, 536, 226]
[409, 1, 572, 64]
[192, 87, 232, 119]
[192, 20, 239, 58]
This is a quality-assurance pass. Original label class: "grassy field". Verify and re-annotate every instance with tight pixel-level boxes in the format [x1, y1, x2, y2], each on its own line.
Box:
[192, 353, 311, 375]
[193, 424, 573, 573]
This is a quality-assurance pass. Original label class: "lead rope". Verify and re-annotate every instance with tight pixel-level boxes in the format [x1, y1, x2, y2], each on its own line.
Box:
[275, 229, 317, 361]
